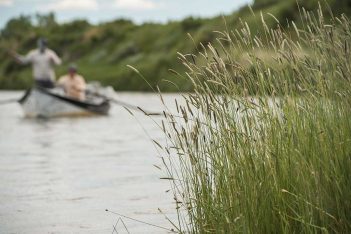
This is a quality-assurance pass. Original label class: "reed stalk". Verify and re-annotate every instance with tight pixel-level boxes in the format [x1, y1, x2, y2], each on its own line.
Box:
[161, 5, 351, 233]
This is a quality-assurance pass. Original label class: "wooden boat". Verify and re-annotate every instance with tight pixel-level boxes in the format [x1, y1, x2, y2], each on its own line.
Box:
[19, 86, 110, 118]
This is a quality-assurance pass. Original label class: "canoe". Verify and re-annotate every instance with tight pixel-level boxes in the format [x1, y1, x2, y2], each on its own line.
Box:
[19, 86, 110, 118]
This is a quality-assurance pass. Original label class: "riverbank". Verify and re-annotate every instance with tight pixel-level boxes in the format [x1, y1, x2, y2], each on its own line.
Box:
[1, 0, 350, 91]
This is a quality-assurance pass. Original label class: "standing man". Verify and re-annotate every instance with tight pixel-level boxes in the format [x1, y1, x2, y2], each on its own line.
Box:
[11, 38, 62, 88]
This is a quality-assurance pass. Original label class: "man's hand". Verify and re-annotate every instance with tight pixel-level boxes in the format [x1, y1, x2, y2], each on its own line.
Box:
[7, 50, 22, 64]
[7, 50, 17, 58]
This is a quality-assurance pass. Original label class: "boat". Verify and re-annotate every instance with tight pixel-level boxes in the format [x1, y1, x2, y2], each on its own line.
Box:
[19, 86, 111, 118]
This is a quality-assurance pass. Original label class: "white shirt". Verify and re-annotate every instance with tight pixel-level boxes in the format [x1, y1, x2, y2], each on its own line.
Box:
[18, 49, 62, 81]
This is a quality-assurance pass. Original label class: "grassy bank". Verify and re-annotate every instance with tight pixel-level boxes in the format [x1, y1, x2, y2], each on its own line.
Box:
[1, 0, 350, 91]
[160, 5, 351, 233]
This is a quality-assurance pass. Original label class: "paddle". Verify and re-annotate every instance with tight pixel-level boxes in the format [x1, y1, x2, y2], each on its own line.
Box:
[85, 90, 166, 116]
[108, 98, 164, 116]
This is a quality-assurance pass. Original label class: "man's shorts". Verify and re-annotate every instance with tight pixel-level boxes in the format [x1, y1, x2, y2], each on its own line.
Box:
[35, 79, 55, 89]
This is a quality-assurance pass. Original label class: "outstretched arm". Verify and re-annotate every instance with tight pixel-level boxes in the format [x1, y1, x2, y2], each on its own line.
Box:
[9, 50, 32, 64]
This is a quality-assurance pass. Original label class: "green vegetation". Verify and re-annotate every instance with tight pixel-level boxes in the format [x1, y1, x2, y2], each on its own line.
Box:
[0, 0, 350, 91]
[160, 4, 351, 234]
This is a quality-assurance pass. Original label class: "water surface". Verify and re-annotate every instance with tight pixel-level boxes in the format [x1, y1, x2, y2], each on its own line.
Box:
[0, 91, 177, 234]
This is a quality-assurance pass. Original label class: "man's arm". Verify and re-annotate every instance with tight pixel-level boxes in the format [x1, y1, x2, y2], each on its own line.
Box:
[9, 50, 32, 64]
[50, 51, 62, 66]
[57, 76, 66, 86]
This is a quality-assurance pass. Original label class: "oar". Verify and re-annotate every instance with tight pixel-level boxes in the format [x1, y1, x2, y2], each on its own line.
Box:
[108, 98, 164, 116]
[0, 98, 19, 105]
[85, 90, 165, 116]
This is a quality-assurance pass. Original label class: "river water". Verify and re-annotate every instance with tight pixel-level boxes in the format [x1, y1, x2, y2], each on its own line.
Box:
[0, 91, 178, 234]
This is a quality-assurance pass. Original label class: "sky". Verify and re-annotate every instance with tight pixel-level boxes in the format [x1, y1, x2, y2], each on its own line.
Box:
[0, 0, 253, 28]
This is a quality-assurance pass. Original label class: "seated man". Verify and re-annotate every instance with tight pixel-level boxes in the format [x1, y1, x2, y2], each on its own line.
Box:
[57, 64, 86, 101]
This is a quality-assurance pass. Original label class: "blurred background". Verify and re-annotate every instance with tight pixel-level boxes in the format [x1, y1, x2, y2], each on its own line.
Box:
[0, 0, 350, 91]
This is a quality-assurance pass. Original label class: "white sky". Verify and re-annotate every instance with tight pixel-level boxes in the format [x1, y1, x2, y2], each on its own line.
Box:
[0, 0, 253, 28]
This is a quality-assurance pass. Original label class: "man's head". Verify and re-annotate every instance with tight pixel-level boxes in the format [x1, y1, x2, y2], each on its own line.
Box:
[68, 64, 77, 77]
[37, 38, 47, 53]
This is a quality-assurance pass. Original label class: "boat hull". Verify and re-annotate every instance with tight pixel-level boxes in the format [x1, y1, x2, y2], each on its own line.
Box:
[19, 87, 110, 118]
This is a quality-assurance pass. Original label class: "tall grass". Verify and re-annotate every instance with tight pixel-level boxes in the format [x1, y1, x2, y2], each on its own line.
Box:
[161, 5, 351, 233]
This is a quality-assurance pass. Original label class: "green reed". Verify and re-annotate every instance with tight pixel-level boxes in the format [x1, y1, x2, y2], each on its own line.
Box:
[160, 5, 351, 233]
